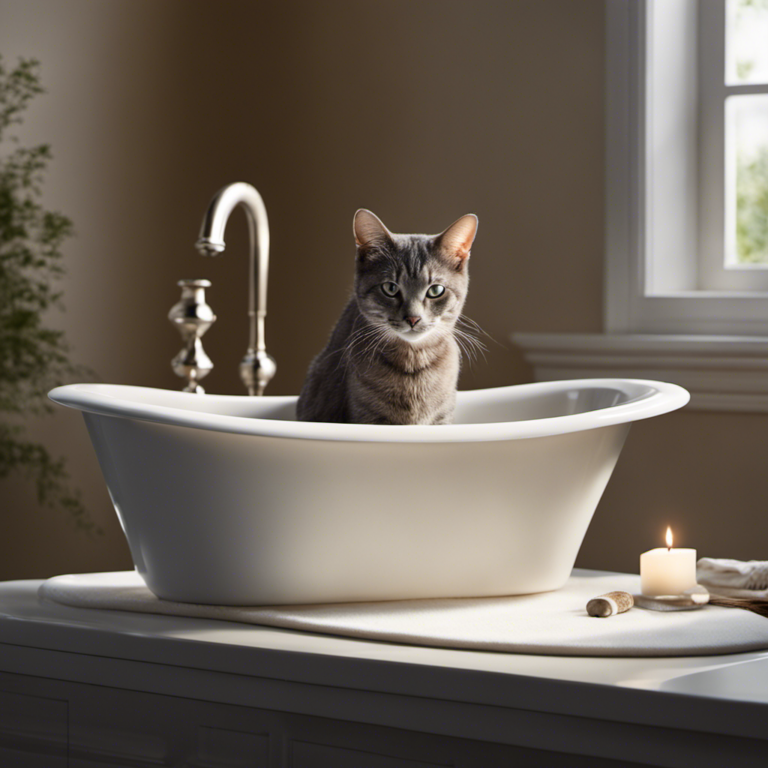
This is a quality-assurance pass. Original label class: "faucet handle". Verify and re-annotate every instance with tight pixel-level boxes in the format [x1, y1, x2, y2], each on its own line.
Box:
[169, 279, 217, 393]
[240, 349, 277, 397]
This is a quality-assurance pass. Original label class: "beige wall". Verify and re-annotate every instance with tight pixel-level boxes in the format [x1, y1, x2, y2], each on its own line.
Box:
[0, 0, 764, 583]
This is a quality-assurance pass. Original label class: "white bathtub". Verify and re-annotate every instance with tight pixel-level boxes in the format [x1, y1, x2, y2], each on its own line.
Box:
[49, 379, 689, 605]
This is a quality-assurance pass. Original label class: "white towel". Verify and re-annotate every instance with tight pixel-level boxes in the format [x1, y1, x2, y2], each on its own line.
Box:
[697, 558, 768, 599]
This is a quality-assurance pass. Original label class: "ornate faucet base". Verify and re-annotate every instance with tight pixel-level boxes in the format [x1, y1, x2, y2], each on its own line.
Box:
[240, 349, 277, 397]
[169, 279, 216, 394]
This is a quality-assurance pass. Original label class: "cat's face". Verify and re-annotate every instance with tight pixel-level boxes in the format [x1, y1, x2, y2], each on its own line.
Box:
[353, 210, 478, 344]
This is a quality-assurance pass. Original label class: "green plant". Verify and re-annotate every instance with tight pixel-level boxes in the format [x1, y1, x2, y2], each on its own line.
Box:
[0, 56, 97, 532]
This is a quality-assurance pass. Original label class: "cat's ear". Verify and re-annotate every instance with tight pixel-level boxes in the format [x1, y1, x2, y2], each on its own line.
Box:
[436, 214, 478, 267]
[353, 209, 393, 250]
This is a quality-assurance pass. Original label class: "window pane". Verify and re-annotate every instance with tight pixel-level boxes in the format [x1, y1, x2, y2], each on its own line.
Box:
[726, 0, 768, 85]
[727, 94, 768, 265]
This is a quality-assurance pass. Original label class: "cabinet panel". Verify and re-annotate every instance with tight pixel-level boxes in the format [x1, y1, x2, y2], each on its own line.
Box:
[0, 688, 68, 768]
[291, 740, 451, 768]
[0, 668, 665, 768]
[195, 726, 270, 767]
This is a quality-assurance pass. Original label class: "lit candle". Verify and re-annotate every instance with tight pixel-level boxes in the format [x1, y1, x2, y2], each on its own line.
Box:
[640, 527, 697, 597]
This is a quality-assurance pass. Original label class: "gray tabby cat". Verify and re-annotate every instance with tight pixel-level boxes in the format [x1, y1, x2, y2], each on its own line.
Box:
[296, 209, 478, 424]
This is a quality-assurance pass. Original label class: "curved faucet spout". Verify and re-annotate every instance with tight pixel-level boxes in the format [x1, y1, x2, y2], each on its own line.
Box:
[196, 182, 276, 396]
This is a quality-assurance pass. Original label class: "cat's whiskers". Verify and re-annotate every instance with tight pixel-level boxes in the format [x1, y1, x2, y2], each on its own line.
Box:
[358, 327, 391, 373]
[346, 324, 382, 356]
[334, 324, 386, 374]
[348, 327, 385, 360]
[452, 325, 488, 365]
[457, 314, 503, 347]
[457, 327, 488, 355]
[452, 331, 474, 364]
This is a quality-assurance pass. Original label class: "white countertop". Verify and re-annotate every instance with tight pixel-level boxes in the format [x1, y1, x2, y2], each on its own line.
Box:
[1, 572, 767, 753]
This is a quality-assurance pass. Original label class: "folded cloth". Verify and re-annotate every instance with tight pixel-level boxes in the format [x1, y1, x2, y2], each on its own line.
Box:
[697, 558, 768, 599]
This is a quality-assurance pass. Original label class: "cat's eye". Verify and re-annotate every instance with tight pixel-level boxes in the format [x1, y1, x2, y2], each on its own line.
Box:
[381, 282, 399, 297]
[426, 284, 446, 298]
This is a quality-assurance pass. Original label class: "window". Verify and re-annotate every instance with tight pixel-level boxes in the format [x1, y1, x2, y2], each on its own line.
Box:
[605, 0, 768, 335]
[514, 0, 768, 412]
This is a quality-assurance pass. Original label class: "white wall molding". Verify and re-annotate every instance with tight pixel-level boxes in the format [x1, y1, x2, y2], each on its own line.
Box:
[513, 332, 768, 412]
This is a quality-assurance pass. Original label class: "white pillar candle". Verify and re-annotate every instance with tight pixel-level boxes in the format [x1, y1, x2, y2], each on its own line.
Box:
[640, 527, 697, 597]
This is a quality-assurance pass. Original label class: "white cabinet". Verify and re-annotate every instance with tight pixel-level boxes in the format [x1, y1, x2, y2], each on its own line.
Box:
[0, 673, 645, 768]
[1, 579, 767, 767]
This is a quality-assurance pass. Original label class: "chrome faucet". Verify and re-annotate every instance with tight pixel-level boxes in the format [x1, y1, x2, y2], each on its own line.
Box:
[195, 182, 277, 396]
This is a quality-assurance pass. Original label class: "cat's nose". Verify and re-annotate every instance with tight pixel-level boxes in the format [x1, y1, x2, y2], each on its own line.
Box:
[405, 316, 421, 328]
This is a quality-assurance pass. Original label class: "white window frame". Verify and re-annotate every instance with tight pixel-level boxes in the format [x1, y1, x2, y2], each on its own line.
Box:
[514, 0, 768, 412]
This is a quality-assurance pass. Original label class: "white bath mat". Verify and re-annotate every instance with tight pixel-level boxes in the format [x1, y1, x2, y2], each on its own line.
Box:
[39, 570, 768, 657]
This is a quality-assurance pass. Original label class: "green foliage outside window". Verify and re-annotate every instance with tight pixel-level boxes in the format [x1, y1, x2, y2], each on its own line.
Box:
[736, 147, 768, 264]
[0, 56, 98, 532]
[734, 0, 768, 82]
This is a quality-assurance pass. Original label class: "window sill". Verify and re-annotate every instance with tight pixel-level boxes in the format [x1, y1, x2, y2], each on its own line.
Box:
[512, 332, 768, 413]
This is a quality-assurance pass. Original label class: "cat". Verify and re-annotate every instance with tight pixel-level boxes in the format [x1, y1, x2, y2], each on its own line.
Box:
[296, 209, 478, 425]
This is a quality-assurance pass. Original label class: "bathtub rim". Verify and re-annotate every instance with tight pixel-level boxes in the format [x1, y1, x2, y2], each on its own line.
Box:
[48, 379, 689, 443]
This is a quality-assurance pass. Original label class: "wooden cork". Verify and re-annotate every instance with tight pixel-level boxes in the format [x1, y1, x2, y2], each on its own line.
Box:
[587, 591, 634, 618]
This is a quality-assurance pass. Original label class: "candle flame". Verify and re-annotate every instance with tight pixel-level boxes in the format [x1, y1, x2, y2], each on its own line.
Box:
[666, 526, 673, 550]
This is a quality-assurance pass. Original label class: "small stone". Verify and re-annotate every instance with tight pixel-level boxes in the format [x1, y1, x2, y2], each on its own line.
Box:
[587, 591, 634, 618]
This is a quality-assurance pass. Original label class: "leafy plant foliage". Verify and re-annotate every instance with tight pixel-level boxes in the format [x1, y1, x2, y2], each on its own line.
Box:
[0, 56, 97, 532]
